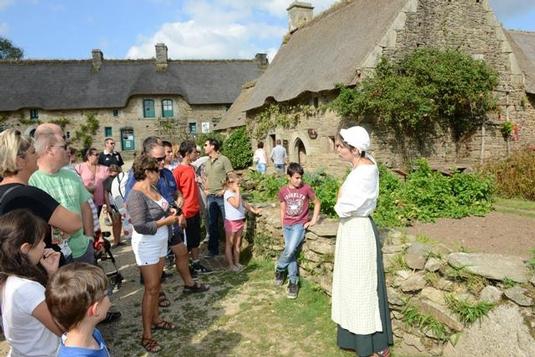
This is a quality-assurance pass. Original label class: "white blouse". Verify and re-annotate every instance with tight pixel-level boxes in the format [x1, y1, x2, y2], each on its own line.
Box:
[334, 163, 379, 218]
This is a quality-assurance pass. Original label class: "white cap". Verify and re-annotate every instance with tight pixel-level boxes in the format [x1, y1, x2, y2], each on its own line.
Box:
[339, 126, 370, 152]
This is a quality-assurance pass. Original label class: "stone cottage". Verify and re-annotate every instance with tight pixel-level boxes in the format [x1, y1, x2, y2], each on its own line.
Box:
[223, 0, 535, 171]
[0, 43, 267, 152]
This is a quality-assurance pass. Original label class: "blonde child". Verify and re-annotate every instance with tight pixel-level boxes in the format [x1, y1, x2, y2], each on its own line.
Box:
[223, 173, 261, 271]
[0, 209, 63, 356]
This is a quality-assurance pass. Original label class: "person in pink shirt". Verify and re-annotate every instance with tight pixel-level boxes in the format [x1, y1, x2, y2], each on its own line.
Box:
[75, 148, 109, 215]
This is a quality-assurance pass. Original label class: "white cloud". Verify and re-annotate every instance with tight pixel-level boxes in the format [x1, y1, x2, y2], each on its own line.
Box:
[0, 22, 7, 35]
[126, 0, 291, 59]
[0, 0, 13, 11]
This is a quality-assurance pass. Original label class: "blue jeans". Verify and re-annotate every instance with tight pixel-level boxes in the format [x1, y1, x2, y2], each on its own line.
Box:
[256, 163, 266, 174]
[274, 164, 285, 175]
[207, 194, 225, 255]
[276, 224, 305, 284]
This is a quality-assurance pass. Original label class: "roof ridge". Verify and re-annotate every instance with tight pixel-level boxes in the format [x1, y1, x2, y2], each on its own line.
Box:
[0, 58, 258, 65]
[290, 0, 354, 34]
[507, 29, 535, 35]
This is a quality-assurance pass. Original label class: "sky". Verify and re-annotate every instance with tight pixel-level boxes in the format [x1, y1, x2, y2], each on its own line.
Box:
[0, 0, 534, 61]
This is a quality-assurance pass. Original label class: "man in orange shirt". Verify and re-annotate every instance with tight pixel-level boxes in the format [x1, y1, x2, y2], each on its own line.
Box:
[173, 141, 212, 274]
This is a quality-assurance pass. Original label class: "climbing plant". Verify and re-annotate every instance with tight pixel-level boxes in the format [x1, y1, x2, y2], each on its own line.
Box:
[49, 117, 71, 130]
[72, 112, 99, 149]
[331, 48, 499, 146]
[247, 104, 317, 140]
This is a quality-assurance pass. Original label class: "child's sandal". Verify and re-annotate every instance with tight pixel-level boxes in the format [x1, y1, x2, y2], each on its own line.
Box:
[141, 337, 161, 353]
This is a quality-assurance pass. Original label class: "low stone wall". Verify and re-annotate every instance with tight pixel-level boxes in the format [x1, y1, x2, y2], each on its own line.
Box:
[247, 205, 535, 356]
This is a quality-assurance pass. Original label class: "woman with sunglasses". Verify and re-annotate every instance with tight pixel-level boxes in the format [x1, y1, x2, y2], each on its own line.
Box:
[126, 155, 179, 353]
[0, 129, 82, 265]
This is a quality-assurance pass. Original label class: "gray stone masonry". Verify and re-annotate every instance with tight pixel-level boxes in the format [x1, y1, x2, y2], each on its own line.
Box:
[249, 206, 535, 355]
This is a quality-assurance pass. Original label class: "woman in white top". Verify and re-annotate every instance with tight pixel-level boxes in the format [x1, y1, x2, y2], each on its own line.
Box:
[253, 142, 268, 174]
[0, 210, 63, 357]
[331, 126, 393, 357]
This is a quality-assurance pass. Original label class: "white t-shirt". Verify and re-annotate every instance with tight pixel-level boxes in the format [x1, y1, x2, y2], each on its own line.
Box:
[253, 149, 267, 164]
[224, 190, 245, 221]
[0, 276, 59, 357]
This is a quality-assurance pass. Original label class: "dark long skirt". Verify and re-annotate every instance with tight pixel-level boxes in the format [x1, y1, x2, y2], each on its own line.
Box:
[336, 219, 393, 356]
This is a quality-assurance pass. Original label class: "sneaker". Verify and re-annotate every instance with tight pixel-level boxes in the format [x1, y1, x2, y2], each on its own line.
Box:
[183, 282, 210, 294]
[229, 265, 241, 272]
[192, 262, 213, 274]
[274, 271, 285, 286]
[99, 311, 122, 324]
[287, 282, 299, 299]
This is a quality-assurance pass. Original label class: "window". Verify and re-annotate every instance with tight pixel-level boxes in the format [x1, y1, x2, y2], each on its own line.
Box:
[161, 99, 174, 118]
[104, 127, 112, 137]
[30, 109, 39, 120]
[112, 109, 119, 117]
[143, 99, 155, 118]
[188, 122, 197, 134]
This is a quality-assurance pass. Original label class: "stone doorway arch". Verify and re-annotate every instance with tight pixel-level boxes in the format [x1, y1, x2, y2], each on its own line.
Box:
[294, 138, 307, 165]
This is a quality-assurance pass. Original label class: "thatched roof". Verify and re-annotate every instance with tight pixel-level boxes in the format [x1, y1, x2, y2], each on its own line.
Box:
[0, 59, 264, 111]
[507, 30, 535, 94]
[245, 0, 408, 110]
[216, 81, 256, 131]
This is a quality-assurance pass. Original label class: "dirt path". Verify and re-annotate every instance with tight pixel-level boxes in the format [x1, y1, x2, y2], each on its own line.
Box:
[405, 211, 535, 259]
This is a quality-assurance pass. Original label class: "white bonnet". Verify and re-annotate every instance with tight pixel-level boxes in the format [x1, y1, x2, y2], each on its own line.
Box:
[339, 126, 371, 152]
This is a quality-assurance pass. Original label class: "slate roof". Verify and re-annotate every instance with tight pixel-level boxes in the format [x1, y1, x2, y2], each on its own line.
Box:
[507, 30, 535, 94]
[245, 0, 409, 111]
[0, 59, 264, 111]
[216, 80, 256, 131]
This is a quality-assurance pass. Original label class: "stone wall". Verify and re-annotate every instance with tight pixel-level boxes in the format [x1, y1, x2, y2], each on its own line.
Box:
[248, 206, 535, 356]
[0, 96, 228, 154]
[247, 0, 535, 173]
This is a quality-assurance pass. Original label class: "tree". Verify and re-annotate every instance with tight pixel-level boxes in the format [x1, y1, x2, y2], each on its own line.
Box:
[0, 37, 23, 60]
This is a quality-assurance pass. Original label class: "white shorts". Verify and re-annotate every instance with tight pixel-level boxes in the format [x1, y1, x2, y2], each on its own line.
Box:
[131, 227, 168, 266]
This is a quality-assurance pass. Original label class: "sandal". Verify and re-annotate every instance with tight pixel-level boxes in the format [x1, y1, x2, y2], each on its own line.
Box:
[152, 320, 176, 330]
[373, 348, 391, 357]
[183, 282, 210, 294]
[158, 292, 171, 308]
[141, 337, 161, 353]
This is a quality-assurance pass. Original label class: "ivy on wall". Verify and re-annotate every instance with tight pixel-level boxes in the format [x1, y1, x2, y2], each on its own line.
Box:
[247, 103, 317, 140]
[331, 48, 499, 150]
[72, 113, 99, 149]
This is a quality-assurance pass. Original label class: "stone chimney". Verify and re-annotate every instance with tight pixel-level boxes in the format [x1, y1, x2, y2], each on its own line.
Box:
[255, 53, 268, 68]
[155, 43, 168, 71]
[91, 49, 103, 72]
[287, 1, 314, 32]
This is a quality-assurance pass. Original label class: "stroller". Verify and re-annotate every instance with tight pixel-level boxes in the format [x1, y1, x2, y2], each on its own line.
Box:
[94, 231, 124, 292]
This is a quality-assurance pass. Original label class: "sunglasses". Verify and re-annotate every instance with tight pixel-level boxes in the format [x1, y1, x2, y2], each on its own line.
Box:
[155, 156, 166, 162]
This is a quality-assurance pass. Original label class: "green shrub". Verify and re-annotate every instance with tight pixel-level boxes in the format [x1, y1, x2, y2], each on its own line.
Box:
[374, 160, 494, 227]
[304, 170, 341, 217]
[221, 127, 253, 169]
[195, 132, 225, 150]
[478, 148, 535, 200]
[244, 159, 493, 227]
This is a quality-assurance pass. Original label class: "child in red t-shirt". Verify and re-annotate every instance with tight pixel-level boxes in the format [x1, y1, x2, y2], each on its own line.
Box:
[275, 163, 320, 299]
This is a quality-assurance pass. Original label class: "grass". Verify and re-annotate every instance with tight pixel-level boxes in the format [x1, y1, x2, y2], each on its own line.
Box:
[444, 266, 488, 294]
[502, 277, 518, 289]
[493, 198, 535, 219]
[528, 248, 535, 272]
[402, 304, 450, 341]
[445, 294, 494, 324]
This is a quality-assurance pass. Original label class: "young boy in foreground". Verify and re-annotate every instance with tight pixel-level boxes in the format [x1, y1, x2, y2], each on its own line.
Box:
[46, 262, 111, 356]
